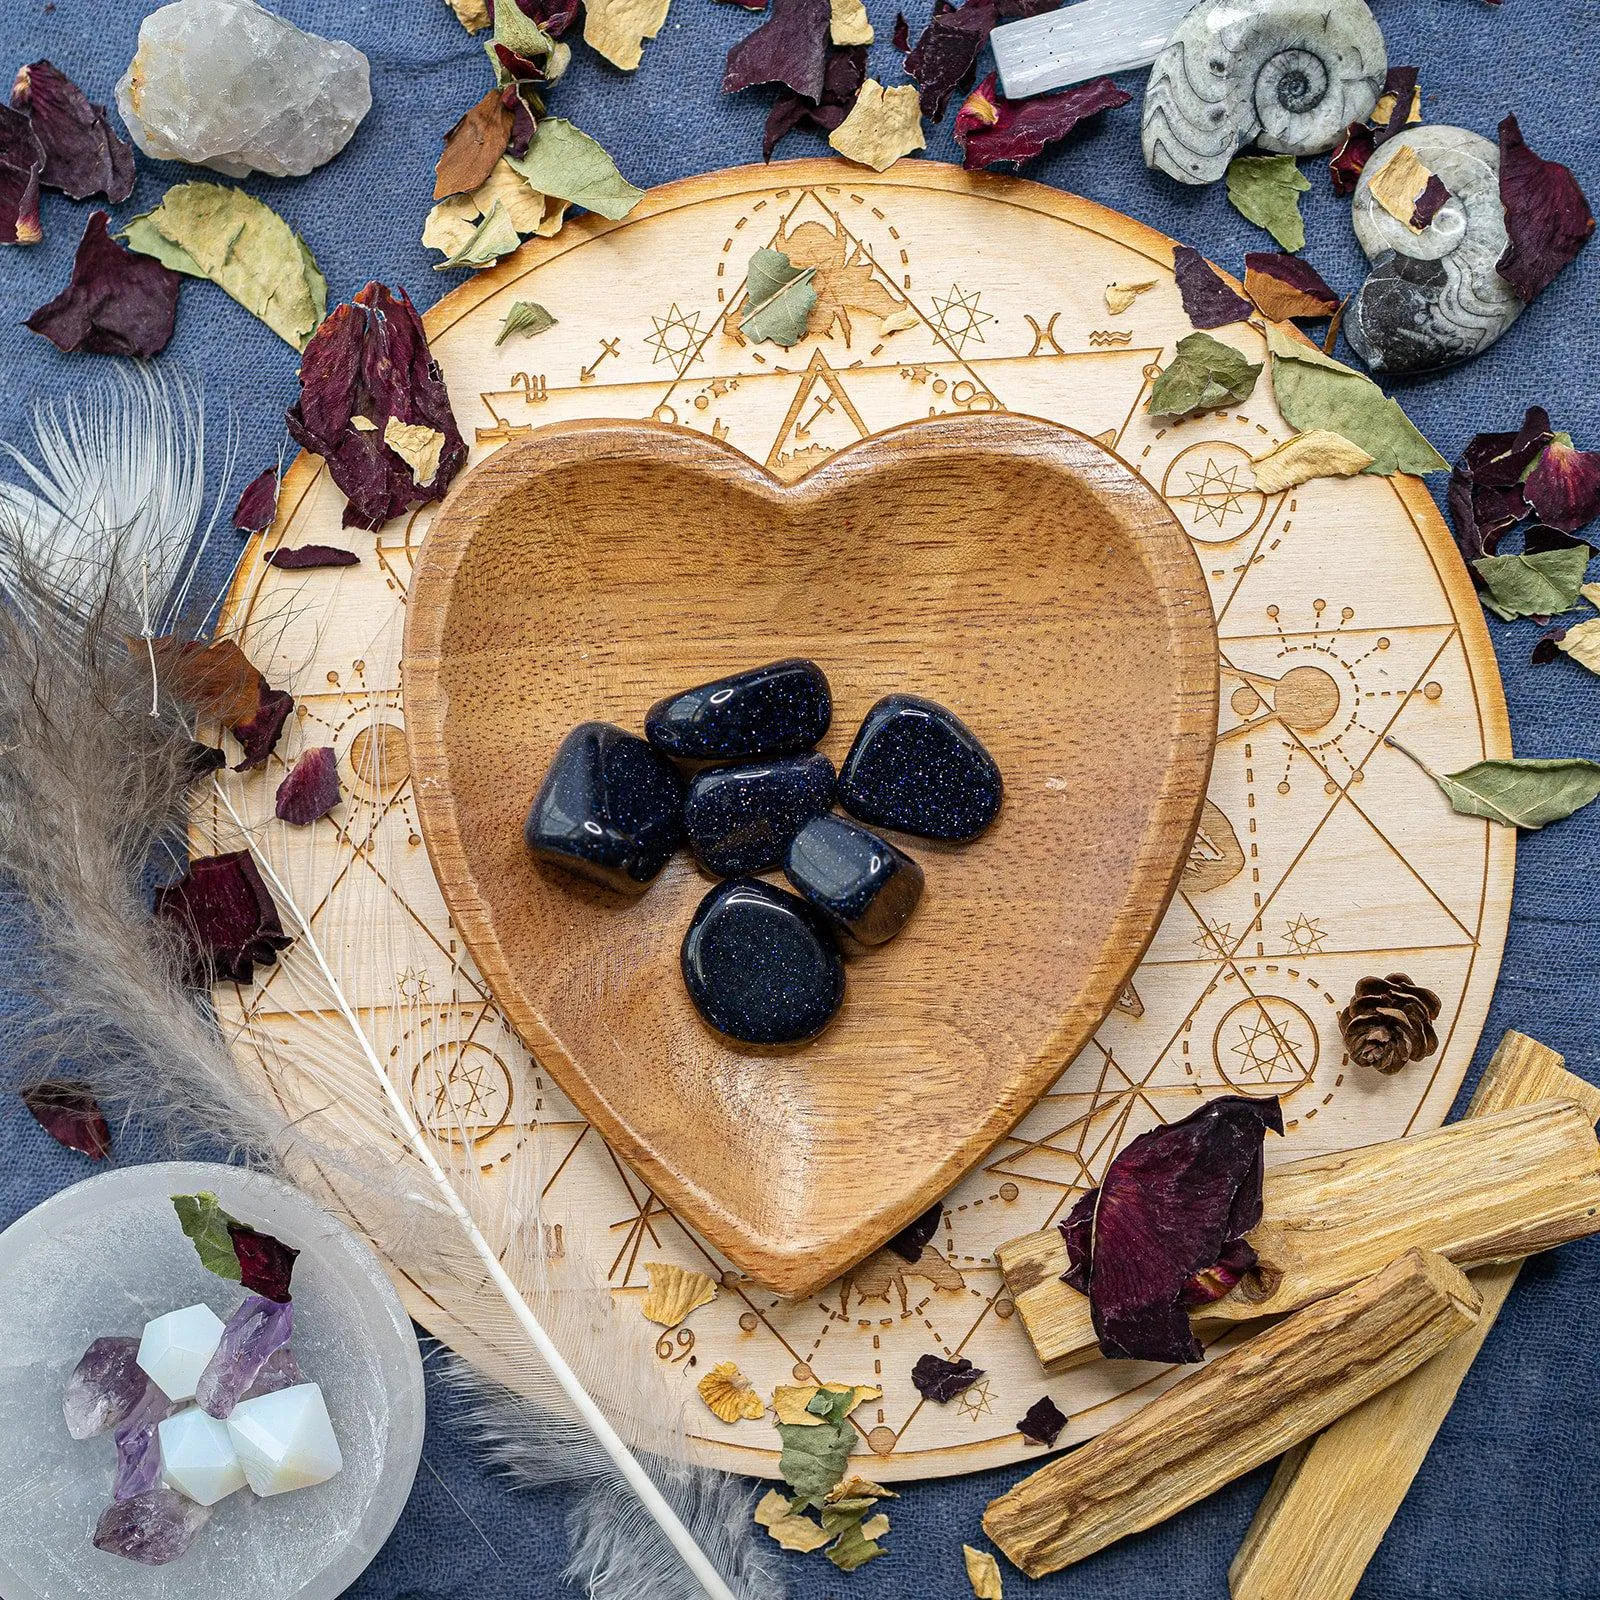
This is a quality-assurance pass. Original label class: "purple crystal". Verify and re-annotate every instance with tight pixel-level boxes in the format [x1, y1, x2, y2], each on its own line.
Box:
[94, 1487, 213, 1565]
[244, 1343, 304, 1399]
[63, 1336, 148, 1440]
[195, 1294, 293, 1418]
[112, 1382, 176, 1501]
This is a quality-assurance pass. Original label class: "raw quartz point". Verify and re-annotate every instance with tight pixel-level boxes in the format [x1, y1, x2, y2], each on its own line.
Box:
[113, 1381, 178, 1501]
[195, 1294, 294, 1418]
[94, 1486, 213, 1566]
[645, 658, 833, 760]
[116, 0, 372, 179]
[63, 1336, 148, 1440]
[244, 1344, 304, 1399]
[992, 0, 1195, 97]
[226, 1382, 343, 1496]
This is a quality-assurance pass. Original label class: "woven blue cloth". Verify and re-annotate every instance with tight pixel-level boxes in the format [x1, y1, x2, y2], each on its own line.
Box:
[2, 1, 1598, 1595]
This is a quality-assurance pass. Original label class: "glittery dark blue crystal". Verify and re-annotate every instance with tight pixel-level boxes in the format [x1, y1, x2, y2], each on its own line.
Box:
[524, 722, 685, 894]
[646, 658, 831, 761]
[680, 878, 845, 1045]
[784, 813, 924, 946]
[838, 694, 1002, 842]
[682, 752, 835, 877]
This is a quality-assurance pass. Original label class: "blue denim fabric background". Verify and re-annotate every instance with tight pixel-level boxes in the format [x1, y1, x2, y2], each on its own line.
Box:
[1, 1, 1598, 1595]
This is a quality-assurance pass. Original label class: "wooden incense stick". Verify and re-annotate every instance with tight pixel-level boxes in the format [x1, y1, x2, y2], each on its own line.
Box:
[1228, 1032, 1600, 1600]
[996, 1096, 1600, 1371]
[982, 1249, 1481, 1578]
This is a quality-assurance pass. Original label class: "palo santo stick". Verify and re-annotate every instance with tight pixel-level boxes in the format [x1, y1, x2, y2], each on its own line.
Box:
[996, 1096, 1600, 1371]
[1229, 1032, 1600, 1600]
[983, 1249, 1481, 1578]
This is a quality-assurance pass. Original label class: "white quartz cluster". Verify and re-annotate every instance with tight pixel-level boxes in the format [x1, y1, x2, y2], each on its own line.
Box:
[115, 0, 372, 180]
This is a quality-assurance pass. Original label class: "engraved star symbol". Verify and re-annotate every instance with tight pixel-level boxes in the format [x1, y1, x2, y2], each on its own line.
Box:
[930, 284, 993, 356]
[397, 966, 433, 1002]
[1177, 459, 1250, 527]
[1193, 918, 1232, 957]
[1282, 912, 1327, 956]
[957, 1377, 994, 1420]
[645, 304, 703, 375]
[1229, 1009, 1309, 1087]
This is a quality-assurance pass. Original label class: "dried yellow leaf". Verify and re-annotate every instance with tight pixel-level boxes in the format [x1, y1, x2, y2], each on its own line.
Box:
[828, 80, 925, 172]
[384, 420, 447, 486]
[771, 1381, 882, 1426]
[697, 1361, 766, 1424]
[1105, 279, 1157, 314]
[860, 1512, 891, 1541]
[1558, 610, 1600, 676]
[1371, 81, 1422, 127]
[444, 0, 491, 30]
[422, 193, 481, 256]
[534, 194, 570, 238]
[350, 415, 378, 432]
[583, 0, 670, 70]
[963, 1544, 1004, 1597]
[640, 1261, 718, 1327]
[472, 160, 548, 234]
[829, 0, 874, 45]
[754, 1489, 832, 1552]
[825, 1475, 897, 1503]
[879, 307, 919, 335]
[1367, 144, 1434, 231]
[1251, 428, 1376, 492]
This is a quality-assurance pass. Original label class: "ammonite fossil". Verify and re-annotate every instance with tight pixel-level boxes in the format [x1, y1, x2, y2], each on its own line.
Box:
[1142, 0, 1387, 186]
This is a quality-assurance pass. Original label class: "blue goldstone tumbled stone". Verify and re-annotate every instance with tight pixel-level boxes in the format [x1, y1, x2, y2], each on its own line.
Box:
[682, 752, 835, 877]
[681, 878, 845, 1045]
[646, 658, 832, 761]
[838, 694, 1002, 842]
[784, 814, 924, 947]
[524, 722, 685, 894]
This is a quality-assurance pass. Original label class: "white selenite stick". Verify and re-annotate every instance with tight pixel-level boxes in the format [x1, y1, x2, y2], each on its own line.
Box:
[991, 0, 1197, 99]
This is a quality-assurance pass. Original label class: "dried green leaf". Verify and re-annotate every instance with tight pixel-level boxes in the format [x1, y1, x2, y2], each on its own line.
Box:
[488, 0, 568, 82]
[824, 1514, 887, 1571]
[172, 1192, 241, 1281]
[497, 300, 558, 344]
[1471, 545, 1591, 621]
[1418, 753, 1600, 829]
[740, 247, 818, 346]
[1264, 322, 1447, 476]
[777, 1416, 854, 1507]
[434, 199, 522, 270]
[1147, 331, 1262, 418]
[1226, 154, 1310, 250]
[120, 182, 326, 350]
[504, 118, 643, 221]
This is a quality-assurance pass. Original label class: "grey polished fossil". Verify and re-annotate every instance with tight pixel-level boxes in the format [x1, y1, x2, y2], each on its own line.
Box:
[1142, 0, 1387, 186]
[1345, 126, 1526, 374]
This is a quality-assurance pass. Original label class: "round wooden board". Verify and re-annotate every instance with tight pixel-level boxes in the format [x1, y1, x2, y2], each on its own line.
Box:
[213, 159, 1512, 1481]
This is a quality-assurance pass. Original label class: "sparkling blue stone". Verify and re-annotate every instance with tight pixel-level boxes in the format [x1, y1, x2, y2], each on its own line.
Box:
[682, 752, 835, 877]
[838, 694, 1002, 842]
[784, 814, 924, 946]
[524, 722, 685, 894]
[646, 658, 831, 761]
[681, 878, 845, 1045]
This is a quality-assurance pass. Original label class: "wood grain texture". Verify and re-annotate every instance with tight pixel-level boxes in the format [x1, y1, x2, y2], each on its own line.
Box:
[983, 1249, 1482, 1578]
[1229, 1033, 1600, 1600]
[997, 1095, 1600, 1370]
[401, 414, 1218, 1297]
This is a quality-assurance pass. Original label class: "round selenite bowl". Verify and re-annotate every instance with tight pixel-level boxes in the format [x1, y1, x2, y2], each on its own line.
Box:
[0, 1161, 426, 1600]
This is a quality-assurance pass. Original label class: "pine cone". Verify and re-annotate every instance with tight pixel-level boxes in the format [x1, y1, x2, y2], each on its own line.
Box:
[1338, 973, 1441, 1075]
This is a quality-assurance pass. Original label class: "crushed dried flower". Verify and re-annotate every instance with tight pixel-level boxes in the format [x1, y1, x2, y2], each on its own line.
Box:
[640, 1261, 718, 1326]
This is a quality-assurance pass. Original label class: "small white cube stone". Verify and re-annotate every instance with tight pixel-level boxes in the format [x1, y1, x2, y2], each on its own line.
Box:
[137, 1303, 226, 1402]
[226, 1383, 343, 1497]
[159, 1406, 247, 1506]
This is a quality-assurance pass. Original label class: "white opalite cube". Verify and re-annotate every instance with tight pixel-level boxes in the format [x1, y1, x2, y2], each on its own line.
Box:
[159, 1407, 247, 1506]
[226, 1384, 343, 1497]
[137, 1304, 226, 1402]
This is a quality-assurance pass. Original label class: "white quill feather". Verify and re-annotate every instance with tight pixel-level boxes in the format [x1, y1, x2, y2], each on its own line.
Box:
[0, 369, 782, 1600]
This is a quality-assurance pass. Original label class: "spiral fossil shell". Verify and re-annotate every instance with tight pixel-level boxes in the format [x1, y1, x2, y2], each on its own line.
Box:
[1142, 0, 1387, 185]
[1346, 126, 1525, 375]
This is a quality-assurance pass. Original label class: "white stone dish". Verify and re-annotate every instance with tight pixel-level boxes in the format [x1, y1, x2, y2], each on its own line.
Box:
[0, 1162, 425, 1600]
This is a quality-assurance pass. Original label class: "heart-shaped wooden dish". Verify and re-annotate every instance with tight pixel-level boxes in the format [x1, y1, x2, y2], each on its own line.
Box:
[403, 414, 1217, 1297]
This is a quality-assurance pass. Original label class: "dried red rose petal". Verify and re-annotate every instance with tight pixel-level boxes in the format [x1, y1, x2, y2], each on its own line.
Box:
[1016, 1394, 1067, 1447]
[886, 1201, 942, 1263]
[10, 60, 134, 202]
[285, 283, 469, 532]
[26, 211, 180, 359]
[21, 1081, 111, 1159]
[1447, 406, 1552, 561]
[1243, 252, 1341, 321]
[514, 0, 581, 37]
[232, 685, 294, 770]
[724, 0, 831, 101]
[892, 11, 910, 50]
[227, 1223, 299, 1303]
[233, 468, 280, 535]
[1329, 120, 1376, 196]
[503, 86, 537, 159]
[264, 545, 360, 569]
[493, 42, 552, 82]
[1495, 114, 1595, 304]
[1410, 174, 1451, 231]
[1173, 244, 1253, 330]
[904, 0, 1054, 121]
[910, 1352, 983, 1402]
[275, 746, 340, 824]
[954, 71, 1128, 171]
[1523, 432, 1600, 535]
[1062, 1094, 1283, 1364]
[763, 43, 866, 161]
[156, 850, 291, 985]
[1372, 64, 1417, 146]
[0, 102, 44, 246]
[1531, 629, 1566, 665]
